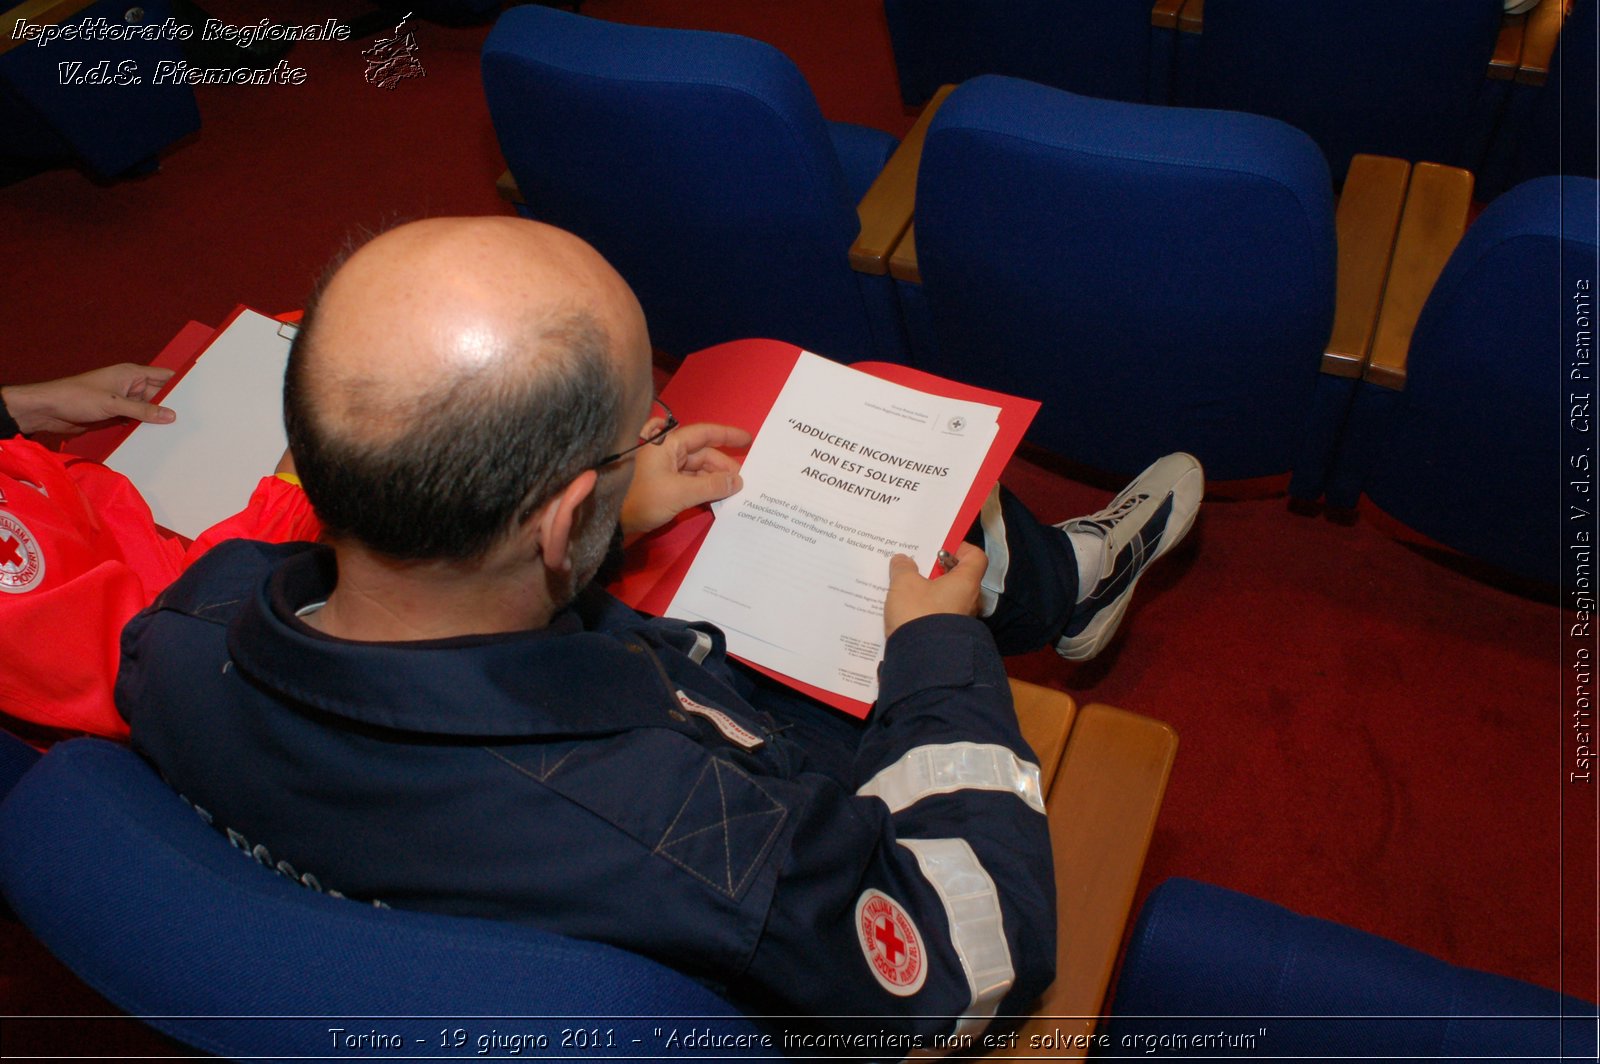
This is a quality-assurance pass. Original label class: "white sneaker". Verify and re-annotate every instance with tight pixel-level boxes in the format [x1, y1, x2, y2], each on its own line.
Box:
[1055, 453, 1204, 661]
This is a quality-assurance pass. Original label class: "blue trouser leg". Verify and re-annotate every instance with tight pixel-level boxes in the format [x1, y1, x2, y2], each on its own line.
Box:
[964, 486, 1079, 656]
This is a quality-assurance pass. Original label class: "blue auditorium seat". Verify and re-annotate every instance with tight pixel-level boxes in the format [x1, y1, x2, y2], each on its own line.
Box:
[481, 6, 910, 363]
[0, 688, 1172, 1057]
[1105, 878, 1597, 1061]
[909, 75, 1338, 481]
[0, 728, 39, 801]
[881, 0, 1168, 108]
[1176, 0, 1505, 183]
[0, 738, 763, 1058]
[0, 0, 199, 180]
[1489, 0, 1598, 198]
[1324, 176, 1597, 585]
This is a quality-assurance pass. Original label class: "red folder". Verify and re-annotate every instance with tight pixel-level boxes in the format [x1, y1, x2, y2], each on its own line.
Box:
[609, 339, 1039, 717]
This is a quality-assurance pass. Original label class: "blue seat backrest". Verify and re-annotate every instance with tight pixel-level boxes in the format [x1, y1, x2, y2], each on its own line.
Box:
[0, 738, 761, 1058]
[1511, 0, 1598, 188]
[481, 6, 892, 362]
[1195, 0, 1504, 180]
[0, 0, 199, 178]
[914, 75, 1334, 479]
[1364, 176, 1599, 585]
[882, 0, 1160, 107]
[0, 728, 40, 802]
[1106, 878, 1597, 1061]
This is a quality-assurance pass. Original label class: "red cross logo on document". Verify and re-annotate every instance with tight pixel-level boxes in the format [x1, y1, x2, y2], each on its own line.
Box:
[856, 889, 926, 995]
[0, 511, 45, 594]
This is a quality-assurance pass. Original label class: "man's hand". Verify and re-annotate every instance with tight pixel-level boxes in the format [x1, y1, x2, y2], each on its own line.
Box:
[620, 421, 753, 537]
[1, 364, 176, 436]
[883, 542, 986, 638]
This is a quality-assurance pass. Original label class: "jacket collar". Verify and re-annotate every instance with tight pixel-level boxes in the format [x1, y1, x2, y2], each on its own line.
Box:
[226, 545, 681, 738]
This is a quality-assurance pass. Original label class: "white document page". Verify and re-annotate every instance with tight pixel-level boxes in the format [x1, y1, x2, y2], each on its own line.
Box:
[104, 310, 292, 538]
[666, 352, 1000, 703]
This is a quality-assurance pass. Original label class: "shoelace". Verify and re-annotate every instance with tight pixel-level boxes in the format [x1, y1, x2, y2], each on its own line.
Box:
[1083, 491, 1149, 529]
[1086, 492, 1167, 582]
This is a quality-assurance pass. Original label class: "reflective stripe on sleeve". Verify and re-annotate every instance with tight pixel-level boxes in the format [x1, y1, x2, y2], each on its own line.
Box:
[898, 837, 1014, 1041]
[857, 742, 1045, 816]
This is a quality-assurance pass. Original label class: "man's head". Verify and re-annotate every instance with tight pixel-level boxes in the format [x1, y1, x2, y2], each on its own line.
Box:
[283, 218, 655, 585]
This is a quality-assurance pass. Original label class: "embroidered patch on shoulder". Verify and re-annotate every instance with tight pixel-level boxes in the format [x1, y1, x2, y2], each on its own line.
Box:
[0, 511, 45, 594]
[675, 689, 764, 750]
[856, 888, 927, 996]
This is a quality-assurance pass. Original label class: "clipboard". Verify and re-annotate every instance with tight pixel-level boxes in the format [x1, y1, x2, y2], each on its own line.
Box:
[69, 307, 300, 538]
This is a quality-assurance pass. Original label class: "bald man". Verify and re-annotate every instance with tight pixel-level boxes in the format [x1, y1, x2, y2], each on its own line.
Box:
[119, 218, 1201, 1039]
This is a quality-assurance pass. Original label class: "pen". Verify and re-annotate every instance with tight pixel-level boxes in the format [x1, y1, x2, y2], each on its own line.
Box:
[937, 549, 960, 573]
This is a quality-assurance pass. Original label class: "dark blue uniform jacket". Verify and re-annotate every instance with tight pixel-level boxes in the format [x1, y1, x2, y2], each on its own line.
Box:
[117, 540, 1055, 1039]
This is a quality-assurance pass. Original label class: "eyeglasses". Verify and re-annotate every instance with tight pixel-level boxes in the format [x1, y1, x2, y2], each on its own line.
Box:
[591, 397, 677, 470]
[517, 398, 678, 524]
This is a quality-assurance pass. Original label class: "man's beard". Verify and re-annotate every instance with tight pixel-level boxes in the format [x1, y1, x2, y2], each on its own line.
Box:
[590, 522, 628, 590]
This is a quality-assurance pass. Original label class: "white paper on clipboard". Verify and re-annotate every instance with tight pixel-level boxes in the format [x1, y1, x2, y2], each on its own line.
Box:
[103, 309, 294, 538]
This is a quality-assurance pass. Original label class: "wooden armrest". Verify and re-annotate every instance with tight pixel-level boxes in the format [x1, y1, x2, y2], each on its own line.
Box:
[1009, 678, 1077, 795]
[1150, 0, 1187, 30]
[1178, 0, 1204, 35]
[988, 703, 1178, 1058]
[888, 225, 920, 284]
[1490, 11, 1528, 80]
[1324, 155, 1412, 379]
[1, 0, 102, 57]
[850, 83, 956, 276]
[1517, 0, 1570, 85]
[495, 168, 525, 207]
[1365, 162, 1474, 391]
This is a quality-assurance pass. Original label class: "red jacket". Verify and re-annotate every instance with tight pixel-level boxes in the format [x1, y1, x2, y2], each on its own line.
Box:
[0, 438, 321, 739]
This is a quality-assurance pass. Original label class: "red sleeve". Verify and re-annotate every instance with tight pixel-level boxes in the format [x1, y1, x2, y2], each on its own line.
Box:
[0, 441, 188, 740]
[0, 450, 320, 741]
[0, 562, 154, 739]
[184, 475, 322, 562]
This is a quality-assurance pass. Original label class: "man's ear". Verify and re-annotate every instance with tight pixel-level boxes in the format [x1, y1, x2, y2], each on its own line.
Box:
[529, 469, 598, 573]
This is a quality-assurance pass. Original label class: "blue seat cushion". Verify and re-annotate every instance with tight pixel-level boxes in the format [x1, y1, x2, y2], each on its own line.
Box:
[915, 76, 1334, 477]
[0, 738, 761, 1058]
[1107, 878, 1596, 1061]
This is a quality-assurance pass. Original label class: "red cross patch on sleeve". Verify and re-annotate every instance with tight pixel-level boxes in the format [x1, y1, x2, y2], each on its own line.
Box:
[855, 888, 928, 996]
[0, 511, 45, 594]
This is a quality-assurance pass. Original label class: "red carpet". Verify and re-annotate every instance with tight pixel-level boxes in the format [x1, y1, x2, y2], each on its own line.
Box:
[2, 0, 1592, 1037]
